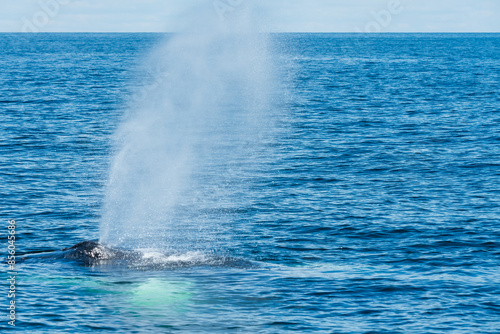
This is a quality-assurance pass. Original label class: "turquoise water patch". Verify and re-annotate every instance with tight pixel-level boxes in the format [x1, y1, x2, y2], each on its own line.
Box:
[129, 278, 193, 309]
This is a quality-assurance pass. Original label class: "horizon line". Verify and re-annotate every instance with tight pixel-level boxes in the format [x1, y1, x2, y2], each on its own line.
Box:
[2, 31, 500, 34]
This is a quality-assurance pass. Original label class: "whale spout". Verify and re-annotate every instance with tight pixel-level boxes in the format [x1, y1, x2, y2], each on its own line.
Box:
[62, 240, 112, 259]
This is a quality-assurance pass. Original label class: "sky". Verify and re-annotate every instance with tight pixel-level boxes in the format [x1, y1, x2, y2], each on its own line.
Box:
[0, 0, 499, 33]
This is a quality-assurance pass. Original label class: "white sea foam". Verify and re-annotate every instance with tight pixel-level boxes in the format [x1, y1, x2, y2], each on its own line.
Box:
[140, 250, 207, 263]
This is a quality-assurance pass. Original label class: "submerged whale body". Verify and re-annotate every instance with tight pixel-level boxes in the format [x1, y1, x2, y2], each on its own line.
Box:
[19, 240, 256, 269]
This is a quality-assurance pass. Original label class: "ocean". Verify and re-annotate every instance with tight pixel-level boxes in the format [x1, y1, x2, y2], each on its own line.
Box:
[1, 33, 499, 333]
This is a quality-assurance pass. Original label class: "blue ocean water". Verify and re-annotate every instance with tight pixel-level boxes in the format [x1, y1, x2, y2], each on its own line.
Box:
[1, 33, 500, 333]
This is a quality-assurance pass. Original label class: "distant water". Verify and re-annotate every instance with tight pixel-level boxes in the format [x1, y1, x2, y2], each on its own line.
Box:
[1, 33, 500, 333]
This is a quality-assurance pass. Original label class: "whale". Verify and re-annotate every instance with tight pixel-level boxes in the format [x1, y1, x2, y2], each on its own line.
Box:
[17, 240, 256, 269]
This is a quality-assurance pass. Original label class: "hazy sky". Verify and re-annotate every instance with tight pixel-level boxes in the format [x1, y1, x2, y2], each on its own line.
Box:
[1, 0, 499, 33]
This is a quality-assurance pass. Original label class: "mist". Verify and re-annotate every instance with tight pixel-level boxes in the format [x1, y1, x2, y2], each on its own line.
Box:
[99, 2, 276, 252]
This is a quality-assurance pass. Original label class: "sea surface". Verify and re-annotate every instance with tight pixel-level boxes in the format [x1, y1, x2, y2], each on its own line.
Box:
[1, 33, 500, 333]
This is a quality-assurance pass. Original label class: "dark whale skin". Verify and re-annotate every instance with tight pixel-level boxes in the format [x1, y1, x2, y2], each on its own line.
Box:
[62, 241, 111, 259]
[60, 240, 138, 264]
